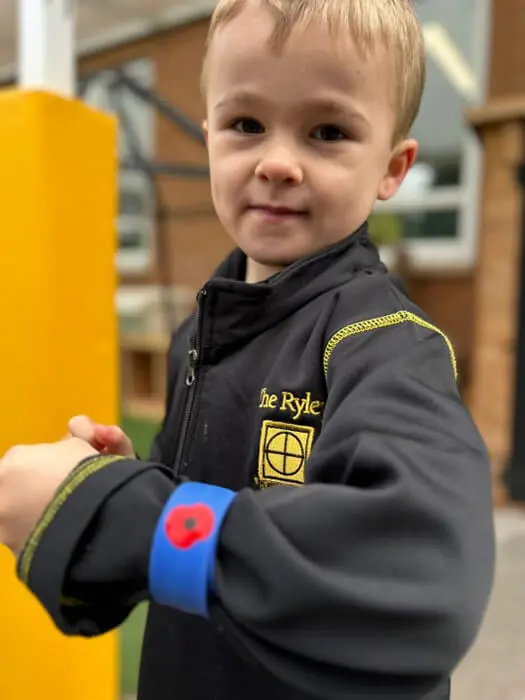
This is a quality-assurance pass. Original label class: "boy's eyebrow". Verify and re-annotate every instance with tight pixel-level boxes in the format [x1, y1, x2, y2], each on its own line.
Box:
[214, 90, 370, 126]
[300, 97, 371, 127]
[214, 90, 266, 110]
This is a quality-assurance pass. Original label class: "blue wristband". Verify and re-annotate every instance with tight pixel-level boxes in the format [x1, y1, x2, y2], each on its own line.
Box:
[148, 482, 237, 617]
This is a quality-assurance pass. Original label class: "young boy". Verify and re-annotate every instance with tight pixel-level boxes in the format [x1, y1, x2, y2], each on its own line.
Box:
[0, 1, 495, 699]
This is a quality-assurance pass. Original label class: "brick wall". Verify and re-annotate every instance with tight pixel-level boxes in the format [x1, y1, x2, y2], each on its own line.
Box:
[489, 0, 525, 99]
[466, 0, 525, 502]
[405, 273, 475, 397]
[466, 113, 525, 504]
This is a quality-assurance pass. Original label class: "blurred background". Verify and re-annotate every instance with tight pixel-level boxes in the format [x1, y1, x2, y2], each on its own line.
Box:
[2, 0, 525, 698]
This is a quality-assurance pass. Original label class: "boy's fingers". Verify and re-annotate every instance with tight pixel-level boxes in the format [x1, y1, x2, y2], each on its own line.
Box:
[68, 416, 105, 450]
[98, 426, 135, 458]
[68, 415, 96, 440]
[68, 418, 135, 457]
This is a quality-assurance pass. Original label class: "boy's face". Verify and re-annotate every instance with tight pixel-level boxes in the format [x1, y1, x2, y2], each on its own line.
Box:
[204, 5, 418, 283]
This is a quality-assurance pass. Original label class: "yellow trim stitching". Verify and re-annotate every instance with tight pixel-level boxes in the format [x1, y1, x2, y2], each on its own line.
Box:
[323, 310, 457, 379]
[60, 595, 89, 607]
[19, 454, 125, 585]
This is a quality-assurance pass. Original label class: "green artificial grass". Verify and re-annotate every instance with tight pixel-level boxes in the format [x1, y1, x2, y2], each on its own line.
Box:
[119, 415, 160, 696]
[121, 415, 161, 461]
[120, 603, 149, 696]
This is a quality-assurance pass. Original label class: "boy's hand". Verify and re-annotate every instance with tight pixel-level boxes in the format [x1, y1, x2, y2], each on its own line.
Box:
[0, 438, 98, 556]
[68, 415, 135, 458]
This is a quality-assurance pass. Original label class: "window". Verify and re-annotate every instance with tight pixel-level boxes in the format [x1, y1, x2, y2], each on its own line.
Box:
[81, 58, 155, 273]
[370, 0, 492, 270]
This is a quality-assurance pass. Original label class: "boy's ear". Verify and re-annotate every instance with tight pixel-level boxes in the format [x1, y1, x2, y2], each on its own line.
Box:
[377, 139, 419, 201]
[202, 120, 209, 146]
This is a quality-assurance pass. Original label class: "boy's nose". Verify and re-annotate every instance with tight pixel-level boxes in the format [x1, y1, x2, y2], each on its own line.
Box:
[255, 148, 303, 185]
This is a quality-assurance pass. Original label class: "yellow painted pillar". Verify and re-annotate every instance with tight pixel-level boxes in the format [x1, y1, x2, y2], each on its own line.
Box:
[0, 90, 119, 700]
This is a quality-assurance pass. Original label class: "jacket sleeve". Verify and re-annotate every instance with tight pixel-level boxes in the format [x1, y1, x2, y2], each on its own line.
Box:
[18, 327, 495, 699]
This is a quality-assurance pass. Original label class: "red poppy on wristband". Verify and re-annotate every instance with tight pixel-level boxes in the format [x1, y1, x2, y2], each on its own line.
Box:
[148, 482, 237, 617]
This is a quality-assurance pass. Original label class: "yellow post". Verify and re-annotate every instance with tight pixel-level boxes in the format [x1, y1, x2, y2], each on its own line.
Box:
[0, 90, 119, 700]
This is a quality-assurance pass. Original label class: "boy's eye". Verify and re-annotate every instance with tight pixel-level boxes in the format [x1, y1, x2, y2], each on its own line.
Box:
[231, 118, 265, 134]
[311, 125, 347, 142]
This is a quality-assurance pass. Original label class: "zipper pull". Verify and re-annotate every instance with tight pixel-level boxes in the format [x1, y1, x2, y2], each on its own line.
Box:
[186, 348, 198, 386]
[186, 287, 206, 386]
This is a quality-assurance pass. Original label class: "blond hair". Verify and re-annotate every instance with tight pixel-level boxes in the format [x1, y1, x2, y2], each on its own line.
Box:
[202, 0, 425, 142]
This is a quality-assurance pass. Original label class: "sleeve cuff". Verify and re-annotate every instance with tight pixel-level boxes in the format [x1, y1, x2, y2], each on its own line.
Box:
[148, 481, 237, 618]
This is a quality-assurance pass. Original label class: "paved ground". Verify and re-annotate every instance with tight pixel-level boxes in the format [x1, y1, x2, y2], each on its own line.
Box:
[452, 508, 525, 699]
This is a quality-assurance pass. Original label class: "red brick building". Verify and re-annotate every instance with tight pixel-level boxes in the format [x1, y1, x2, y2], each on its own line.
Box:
[50, 0, 525, 503]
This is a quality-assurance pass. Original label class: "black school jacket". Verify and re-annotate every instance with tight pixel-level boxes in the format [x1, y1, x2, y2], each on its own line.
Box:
[19, 225, 495, 700]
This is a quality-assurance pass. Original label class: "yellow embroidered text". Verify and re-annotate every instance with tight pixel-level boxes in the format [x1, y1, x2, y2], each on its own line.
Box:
[259, 387, 325, 421]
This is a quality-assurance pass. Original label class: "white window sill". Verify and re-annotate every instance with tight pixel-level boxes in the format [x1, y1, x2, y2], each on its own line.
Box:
[116, 249, 152, 274]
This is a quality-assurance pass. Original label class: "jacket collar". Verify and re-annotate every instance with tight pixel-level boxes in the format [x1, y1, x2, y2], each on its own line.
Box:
[201, 223, 385, 350]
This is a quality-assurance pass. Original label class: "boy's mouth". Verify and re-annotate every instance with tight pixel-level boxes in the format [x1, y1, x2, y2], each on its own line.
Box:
[249, 204, 308, 218]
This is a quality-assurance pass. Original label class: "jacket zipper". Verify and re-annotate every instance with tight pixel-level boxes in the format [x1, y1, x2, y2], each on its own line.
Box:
[172, 286, 207, 474]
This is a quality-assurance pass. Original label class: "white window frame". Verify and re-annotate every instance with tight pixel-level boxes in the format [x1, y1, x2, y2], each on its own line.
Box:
[115, 59, 156, 275]
[377, 0, 493, 272]
[116, 215, 154, 272]
[117, 165, 155, 274]
[116, 284, 196, 331]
